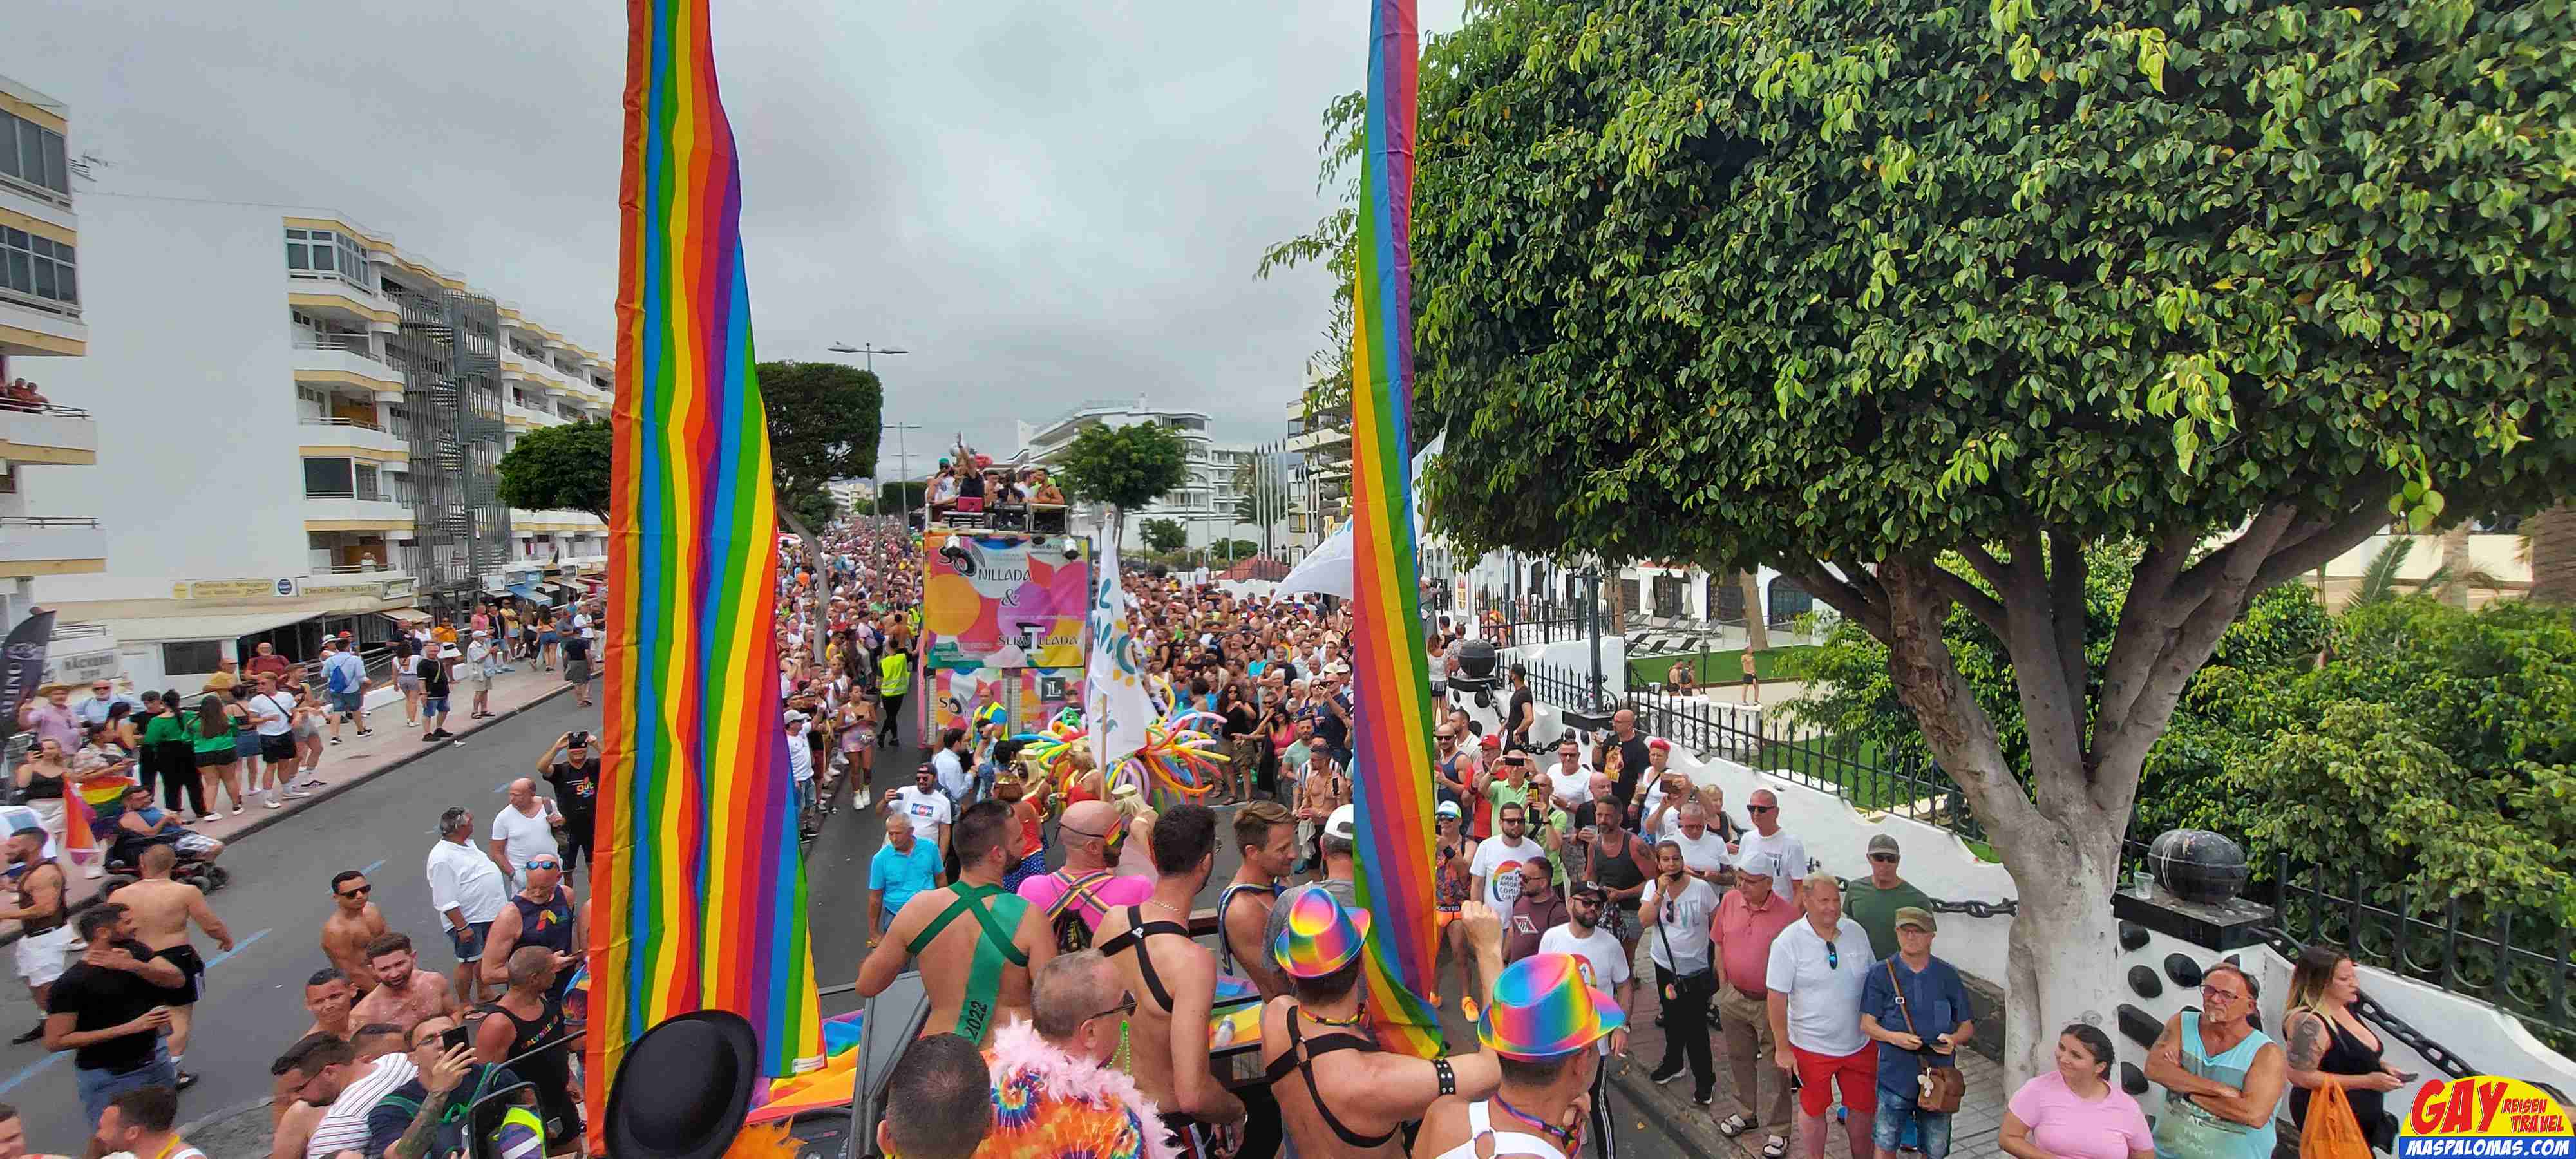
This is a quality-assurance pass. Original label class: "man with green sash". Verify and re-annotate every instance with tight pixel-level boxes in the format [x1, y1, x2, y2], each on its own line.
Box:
[859, 800, 1054, 1044]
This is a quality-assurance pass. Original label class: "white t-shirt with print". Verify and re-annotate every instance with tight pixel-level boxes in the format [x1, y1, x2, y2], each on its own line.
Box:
[890, 786, 952, 840]
[1468, 834, 1544, 909]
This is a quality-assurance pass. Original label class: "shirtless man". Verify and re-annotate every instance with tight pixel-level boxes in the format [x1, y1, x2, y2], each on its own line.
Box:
[1267, 892, 1510, 1159]
[1219, 802, 1296, 1001]
[272, 972, 357, 1129]
[347, 932, 457, 1035]
[1094, 803, 1246, 1157]
[105, 845, 232, 1089]
[857, 800, 1052, 1045]
[318, 870, 386, 995]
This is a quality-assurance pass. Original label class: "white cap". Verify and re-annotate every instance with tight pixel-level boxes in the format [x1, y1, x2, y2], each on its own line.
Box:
[1325, 804, 1358, 840]
[783, 710, 809, 724]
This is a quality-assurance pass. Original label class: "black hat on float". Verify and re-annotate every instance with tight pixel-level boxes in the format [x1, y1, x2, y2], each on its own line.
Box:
[601, 1009, 760, 1159]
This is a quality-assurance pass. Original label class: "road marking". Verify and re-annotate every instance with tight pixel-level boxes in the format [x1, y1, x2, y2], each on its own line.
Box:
[0, 928, 272, 1097]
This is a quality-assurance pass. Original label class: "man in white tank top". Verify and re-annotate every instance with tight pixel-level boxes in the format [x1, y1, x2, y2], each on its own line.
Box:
[1414, 952, 1626, 1159]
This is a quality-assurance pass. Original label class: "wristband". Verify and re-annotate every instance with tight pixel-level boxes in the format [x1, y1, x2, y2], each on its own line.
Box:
[1433, 1057, 1457, 1097]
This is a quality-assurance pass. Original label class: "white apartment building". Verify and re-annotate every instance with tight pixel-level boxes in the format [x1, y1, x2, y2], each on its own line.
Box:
[1281, 391, 1350, 560]
[23, 194, 608, 692]
[1010, 397, 1254, 552]
[0, 76, 117, 683]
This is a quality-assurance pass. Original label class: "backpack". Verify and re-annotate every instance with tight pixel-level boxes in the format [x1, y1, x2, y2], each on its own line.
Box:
[1045, 870, 1114, 953]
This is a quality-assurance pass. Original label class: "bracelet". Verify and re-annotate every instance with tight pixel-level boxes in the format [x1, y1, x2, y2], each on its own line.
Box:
[1432, 1057, 1457, 1096]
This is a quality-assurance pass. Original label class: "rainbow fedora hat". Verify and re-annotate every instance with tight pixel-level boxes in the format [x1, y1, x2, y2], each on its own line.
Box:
[1270, 889, 1372, 978]
[1477, 952, 1627, 1059]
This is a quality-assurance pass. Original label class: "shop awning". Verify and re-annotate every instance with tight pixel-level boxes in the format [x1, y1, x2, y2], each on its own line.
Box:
[99, 608, 317, 643]
[380, 608, 432, 625]
[544, 581, 587, 601]
[506, 581, 546, 603]
[482, 587, 511, 599]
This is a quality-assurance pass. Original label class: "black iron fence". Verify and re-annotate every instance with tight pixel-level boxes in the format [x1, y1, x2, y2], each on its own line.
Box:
[1493, 598, 1598, 646]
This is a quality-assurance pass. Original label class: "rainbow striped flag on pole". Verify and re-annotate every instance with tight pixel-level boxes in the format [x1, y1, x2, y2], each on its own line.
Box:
[583, 0, 821, 1144]
[1346, 0, 1444, 1057]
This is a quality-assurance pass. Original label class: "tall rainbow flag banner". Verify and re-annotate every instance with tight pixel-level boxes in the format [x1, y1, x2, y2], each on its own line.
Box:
[1347, 0, 1444, 1057]
[584, 0, 821, 1143]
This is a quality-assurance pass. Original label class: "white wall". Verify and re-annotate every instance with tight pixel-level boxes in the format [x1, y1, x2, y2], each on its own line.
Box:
[25, 198, 310, 601]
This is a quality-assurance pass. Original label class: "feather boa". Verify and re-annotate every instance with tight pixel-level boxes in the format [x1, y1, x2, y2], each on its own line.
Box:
[983, 1019, 1180, 1159]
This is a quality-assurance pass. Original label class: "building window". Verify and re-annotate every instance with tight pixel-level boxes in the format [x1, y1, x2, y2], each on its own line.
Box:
[1766, 576, 1813, 627]
[355, 463, 382, 502]
[285, 227, 369, 287]
[304, 457, 355, 498]
[0, 113, 69, 198]
[160, 641, 224, 676]
[0, 228, 77, 308]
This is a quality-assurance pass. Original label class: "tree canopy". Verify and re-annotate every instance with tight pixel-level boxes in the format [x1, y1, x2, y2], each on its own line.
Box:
[1139, 517, 1189, 555]
[759, 360, 882, 496]
[1397, 0, 2576, 1080]
[1056, 422, 1189, 514]
[495, 418, 613, 523]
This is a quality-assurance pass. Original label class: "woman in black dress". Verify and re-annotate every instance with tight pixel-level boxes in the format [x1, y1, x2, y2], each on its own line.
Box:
[2284, 945, 2408, 1152]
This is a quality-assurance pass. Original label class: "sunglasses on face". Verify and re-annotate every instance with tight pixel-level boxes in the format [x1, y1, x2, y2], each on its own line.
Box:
[1501, 816, 1526, 826]
[1869, 853, 1899, 863]
[338, 885, 372, 898]
[1747, 805, 1777, 814]
[525, 860, 560, 871]
[1086, 992, 1139, 1024]
[2201, 985, 2246, 1004]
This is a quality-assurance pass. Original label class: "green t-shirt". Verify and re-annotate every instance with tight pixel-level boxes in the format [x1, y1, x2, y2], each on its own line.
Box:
[1845, 876, 1936, 961]
[187, 711, 236, 755]
[142, 713, 186, 746]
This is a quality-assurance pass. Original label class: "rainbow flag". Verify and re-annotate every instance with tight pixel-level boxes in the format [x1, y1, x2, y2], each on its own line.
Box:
[1345, 0, 1443, 1058]
[584, 0, 821, 1144]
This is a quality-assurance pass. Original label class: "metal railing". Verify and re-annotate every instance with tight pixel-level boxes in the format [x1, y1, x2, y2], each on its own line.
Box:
[1495, 598, 1596, 646]
[299, 416, 390, 434]
[0, 516, 98, 529]
[0, 401, 91, 419]
[292, 333, 376, 356]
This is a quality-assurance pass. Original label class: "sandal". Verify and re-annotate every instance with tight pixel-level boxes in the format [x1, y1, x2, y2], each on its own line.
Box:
[1717, 1115, 1752, 1139]
[1763, 1137, 1789, 1159]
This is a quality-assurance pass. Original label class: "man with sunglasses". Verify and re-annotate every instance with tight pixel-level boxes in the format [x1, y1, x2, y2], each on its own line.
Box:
[1468, 802, 1546, 910]
[478, 851, 580, 1003]
[1845, 834, 1934, 961]
[972, 950, 1164, 1157]
[1735, 789, 1808, 897]
[1766, 874, 1876, 1159]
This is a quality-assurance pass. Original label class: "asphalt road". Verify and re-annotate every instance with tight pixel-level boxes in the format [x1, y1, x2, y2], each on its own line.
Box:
[0, 692, 1692, 1159]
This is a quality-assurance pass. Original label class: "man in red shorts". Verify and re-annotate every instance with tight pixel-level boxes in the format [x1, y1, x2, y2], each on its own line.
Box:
[1765, 872, 1875, 1159]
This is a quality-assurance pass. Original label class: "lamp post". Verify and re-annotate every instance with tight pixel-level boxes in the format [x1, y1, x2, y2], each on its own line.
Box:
[826, 342, 908, 375]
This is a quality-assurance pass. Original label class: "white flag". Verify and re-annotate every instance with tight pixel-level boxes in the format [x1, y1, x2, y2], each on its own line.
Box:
[1086, 513, 1154, 793]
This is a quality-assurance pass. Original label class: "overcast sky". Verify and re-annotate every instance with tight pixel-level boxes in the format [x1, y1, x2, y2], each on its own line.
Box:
[14, 0, 1465, 473]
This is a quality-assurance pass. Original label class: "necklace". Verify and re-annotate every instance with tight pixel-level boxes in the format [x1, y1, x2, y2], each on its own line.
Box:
[1146, 897, 1188, 919]
[1492, 1092, 1581, 1153]
[1297, 1000, 1367, 1028]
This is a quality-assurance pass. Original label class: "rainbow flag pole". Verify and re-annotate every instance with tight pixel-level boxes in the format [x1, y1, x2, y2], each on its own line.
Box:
[1346, 0, 1443, 1057]
[583, 0, 822, 1147]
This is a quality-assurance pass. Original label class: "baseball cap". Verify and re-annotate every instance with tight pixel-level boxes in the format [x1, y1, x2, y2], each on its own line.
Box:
[1734, 850, 1785, 880]
[1569, 880, 1607, 903]
[1647, 737, 1671, 753]
[1325, 804, 1358, 841]
[1893, 906, 1938, 933]
[1479, 734, 1501, 750]
[1436, 800, 1463, 820]
[1868, 834, 1900, 856]
[783, 710, 809, 724]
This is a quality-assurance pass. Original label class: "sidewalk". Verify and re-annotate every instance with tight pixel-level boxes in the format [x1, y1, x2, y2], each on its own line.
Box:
[1605, 961, 2008, 1159]
[5, 661, 578, 939]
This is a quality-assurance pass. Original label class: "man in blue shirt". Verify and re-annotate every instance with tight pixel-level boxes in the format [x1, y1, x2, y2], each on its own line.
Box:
[866, 804, 943, 947]
[321, 640, 375, 744]
[1857, 906, 1975, 1159]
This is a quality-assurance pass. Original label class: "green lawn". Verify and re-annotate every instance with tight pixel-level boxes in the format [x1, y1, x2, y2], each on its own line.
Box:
[1629, 645, 1822, 688]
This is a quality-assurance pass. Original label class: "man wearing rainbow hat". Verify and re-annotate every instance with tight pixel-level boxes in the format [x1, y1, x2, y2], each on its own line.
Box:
[1417, 952, 1628, 1159]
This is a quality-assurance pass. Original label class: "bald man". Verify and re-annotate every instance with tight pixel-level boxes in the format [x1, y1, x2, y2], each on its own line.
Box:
[1016, 800, 1151, 943]
[486, 779, 562, 890]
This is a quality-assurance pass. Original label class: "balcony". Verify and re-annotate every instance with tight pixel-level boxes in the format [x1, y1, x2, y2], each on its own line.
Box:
[297, 417, 407, 463]
[301, 495, 414, 532]
[504, 400, 558, 429]
[292, 335, 405, 399]
[0, 403, 97, 464]
[0, 516, 106, 578]
[510, 508, 605, 533]
[284, 272, 399, 330]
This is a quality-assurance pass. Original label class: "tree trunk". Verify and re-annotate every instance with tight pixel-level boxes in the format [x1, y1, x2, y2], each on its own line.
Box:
[2437, 523, 2472, 608]
[2002, 831, 2128, 1084]
[1740, 571, 1771, 652]
[2532, 502, 2576, 605]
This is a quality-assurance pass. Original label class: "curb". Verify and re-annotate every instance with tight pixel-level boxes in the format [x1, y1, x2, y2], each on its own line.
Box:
[1608, 1057, 1728, 1159]
[0, 681, 576, 948]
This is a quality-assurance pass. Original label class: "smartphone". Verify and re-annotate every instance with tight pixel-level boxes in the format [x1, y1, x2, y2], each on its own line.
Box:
[2394, 1071, 2422, 1082]
[440, 1024, 471, 1054]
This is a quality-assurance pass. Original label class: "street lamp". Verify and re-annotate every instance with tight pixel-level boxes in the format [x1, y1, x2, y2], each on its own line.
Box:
[827, 342, 908, 374]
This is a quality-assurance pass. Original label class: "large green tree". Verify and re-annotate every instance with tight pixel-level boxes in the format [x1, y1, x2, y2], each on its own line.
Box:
[1139, 517, 1189, 555]
[758, 360, 883, 496]
[1056, 421, 1189, 539]
[1406, 0, 2576, 1080]
[495, 419, 612, 523]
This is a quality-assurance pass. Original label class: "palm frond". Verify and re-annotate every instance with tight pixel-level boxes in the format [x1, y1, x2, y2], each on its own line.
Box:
[2352, 538, 2415, 605]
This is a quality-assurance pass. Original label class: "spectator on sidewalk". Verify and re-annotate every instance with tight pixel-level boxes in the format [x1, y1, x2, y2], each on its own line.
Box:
[1539, 882, 1636, 1159]
[1846, 834, 1935, 961]
[1768, 874, 1876, 1159]
[246, 641, 292, 682]
[1641, 839, 1719, 1106]
[866, 803, 943, 946]
[488, 779, 564, 889]
[44, 904, 187, 1132]
[1859, 907, 1973, 1159]
[1502, 856, 1568, 965]
[1736, 788, 1808, 896]
[1711, 849, 1801, 1156]
[2144, 963, 2284, 1159]
[2002, 1025, 2154, 1159]
[320, 641, 374, 746]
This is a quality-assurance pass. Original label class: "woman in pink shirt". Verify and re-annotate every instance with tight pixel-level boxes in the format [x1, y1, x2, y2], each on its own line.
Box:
[2002, 1024, 2155, 1159]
